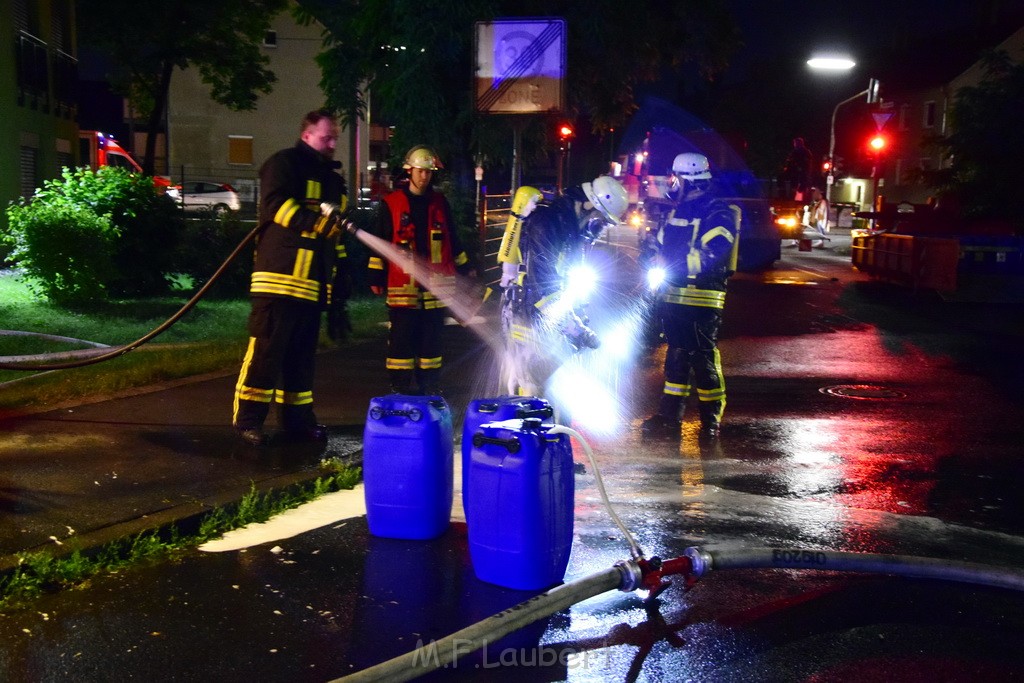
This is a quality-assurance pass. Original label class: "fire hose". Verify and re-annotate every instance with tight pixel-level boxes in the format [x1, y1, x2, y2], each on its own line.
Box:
[334, 426, 1024, 683]
[0, 220, 268, 372]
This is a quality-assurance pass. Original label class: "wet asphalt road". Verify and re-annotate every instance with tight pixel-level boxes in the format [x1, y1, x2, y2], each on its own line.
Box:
[2, 230, 1024, 681]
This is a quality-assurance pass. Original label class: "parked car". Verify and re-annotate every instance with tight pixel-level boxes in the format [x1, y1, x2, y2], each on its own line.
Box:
[175, 181, 241, 216]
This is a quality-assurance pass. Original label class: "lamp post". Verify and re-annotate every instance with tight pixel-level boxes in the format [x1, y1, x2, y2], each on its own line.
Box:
[807, 56, 879, 204]
[823, 79, 880, 203]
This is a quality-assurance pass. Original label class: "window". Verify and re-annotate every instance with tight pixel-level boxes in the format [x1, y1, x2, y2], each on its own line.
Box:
[898, 104, 910, 131]
[263, 31, 277, 47]
[923, 101, 937, 128]
[228, 136, 254, 165]
[20, 146, 39, 198]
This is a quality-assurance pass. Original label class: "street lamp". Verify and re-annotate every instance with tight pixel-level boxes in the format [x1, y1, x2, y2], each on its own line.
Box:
[808, 56, 880, 203]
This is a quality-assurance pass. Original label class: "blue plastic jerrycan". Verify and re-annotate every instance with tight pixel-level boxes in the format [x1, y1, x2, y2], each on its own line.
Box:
[461, 396, 553, 516]
[467, 417, 574, 590]
[363, 394, 453, 540]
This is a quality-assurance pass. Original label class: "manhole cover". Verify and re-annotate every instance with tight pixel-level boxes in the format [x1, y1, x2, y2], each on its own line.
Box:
[820, 384, 907, 400]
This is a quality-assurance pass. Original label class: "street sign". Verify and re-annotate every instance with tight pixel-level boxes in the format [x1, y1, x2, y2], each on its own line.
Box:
[872, 111, 893, 130]
[474, 19, 566, 114]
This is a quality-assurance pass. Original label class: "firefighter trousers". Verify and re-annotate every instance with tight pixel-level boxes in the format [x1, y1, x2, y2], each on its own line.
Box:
[386, 306, 445, 394]
[233, 298, 321, 432]
[657, 303, 726, 425]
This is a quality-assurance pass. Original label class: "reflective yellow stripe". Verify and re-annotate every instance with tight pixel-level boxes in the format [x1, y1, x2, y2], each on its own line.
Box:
[455, 251, 468, 266]
[697, 387, 726, 402]
[251, 272, 320, 301]
[274, 198, 301, 227]
[293, 248, 313, 279]
[386, 358, 415, 370]
[701, 226, 734, 247]
[336, 243, 348, 258]
[419, 356, 442, 370]
[275, 389, 313, 406]
[662, 286, 725, 309]
[306, 180, 322, 201]
[663, 381, 691, 397]
[687, 250, 702, 274]
[369, 256, 384, 271]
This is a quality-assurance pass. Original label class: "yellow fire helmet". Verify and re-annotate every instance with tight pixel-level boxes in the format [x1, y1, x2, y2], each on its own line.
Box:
[402, 145, 442, 171]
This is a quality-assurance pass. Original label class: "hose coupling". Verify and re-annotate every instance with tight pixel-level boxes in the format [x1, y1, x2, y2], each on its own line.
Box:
[614, 559, 644, 592]
[343, 220, 360, 235]
[684, 546, 713, 578]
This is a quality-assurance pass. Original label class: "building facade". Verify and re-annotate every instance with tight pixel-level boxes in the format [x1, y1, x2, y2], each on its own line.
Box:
[166, 5, 372, 211]
[0, 0, 78, 237]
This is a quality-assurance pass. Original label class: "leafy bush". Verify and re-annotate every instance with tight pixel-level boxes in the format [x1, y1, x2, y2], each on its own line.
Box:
[2, 166, 186, 303]
[3, 199, 119, 305]
[173, 211, 256, 298]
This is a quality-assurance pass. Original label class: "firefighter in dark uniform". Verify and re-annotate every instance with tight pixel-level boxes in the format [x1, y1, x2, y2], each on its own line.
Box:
[498, 176, 628, 395]
[642, 152, 739, 440]
[232, 109, 349, 447]
[368, 145, 472, 395]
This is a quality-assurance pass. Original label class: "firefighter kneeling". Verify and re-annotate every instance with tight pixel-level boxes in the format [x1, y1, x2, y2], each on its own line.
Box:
[498, 177, 628, 396]
[642, 153, 739, 441]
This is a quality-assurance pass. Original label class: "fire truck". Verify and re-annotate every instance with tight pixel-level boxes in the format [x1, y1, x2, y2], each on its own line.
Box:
[78, 130, 175, 195]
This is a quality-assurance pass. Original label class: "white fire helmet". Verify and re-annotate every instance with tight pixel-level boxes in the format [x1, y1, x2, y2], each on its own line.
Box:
[402, 145, 442, 171]
[671, 152, 712, 180]
[582, 176, 629, 224]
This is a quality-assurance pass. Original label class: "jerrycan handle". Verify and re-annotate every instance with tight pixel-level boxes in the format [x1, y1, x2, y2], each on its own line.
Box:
[516, 406, 554, 419]
[472, 432, 520, 454]
[369, 406, 423, 422]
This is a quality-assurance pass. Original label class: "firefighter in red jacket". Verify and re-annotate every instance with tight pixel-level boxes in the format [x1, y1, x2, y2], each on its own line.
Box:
[232, 109, 349, 447]
[368, 146, 472, 395]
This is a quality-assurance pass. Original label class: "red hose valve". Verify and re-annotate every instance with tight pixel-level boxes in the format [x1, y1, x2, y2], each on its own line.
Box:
[638, 555, 695, 600]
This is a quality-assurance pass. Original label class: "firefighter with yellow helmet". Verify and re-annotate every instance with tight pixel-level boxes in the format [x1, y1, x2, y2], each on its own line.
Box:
[367, 145, 473, 395]
[498, 176, 628, 395]
[642, 152, 739, 440]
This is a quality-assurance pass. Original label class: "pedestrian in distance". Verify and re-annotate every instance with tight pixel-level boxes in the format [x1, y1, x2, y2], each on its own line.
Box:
[232, 109, 349, 447]
[367, 145, 474, 396]
[641, 152, 739, 441]
[809, 186, 829, 248]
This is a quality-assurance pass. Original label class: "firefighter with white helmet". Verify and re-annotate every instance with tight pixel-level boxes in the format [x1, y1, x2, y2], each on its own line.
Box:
[499, 175, 628, 395]
[367, 145, 472, 395]
[642, 152, 739, 440]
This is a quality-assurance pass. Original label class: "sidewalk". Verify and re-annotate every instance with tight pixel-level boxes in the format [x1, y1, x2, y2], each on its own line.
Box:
[0, 333, 408, 574]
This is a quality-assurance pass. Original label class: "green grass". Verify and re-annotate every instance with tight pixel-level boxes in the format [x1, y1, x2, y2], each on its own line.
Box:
[0, 457, 362, 611]
[0, 271, 387, 410]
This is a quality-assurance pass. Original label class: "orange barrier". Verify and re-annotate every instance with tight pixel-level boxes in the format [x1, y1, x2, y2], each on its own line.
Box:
[851, 232, 959, 293]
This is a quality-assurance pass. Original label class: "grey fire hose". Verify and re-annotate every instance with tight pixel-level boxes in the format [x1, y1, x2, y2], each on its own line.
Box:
[335, 546, 1024, 682]
[331, 564, 635, 683]
[684, 546, 1024, 592]
[0, 221, 263, 372]
[334, 424, 1024, 681]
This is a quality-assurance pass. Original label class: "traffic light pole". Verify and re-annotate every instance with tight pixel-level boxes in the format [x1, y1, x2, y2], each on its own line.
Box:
[826, 88, 867, 203]
[825, 78, 879, 204]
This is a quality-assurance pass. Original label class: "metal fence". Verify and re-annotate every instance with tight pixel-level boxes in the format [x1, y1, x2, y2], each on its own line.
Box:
[477, 192, 513, 289]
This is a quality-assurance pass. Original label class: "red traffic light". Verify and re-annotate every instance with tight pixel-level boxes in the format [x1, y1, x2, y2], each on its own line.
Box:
[868, 134, 888, 152]
[822, 159, 832, 172]
[558, 124, 574, 139]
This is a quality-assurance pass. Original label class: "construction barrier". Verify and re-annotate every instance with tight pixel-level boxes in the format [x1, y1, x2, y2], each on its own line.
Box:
[851, 232, 959, 293]
[957, 235, 1023, 276]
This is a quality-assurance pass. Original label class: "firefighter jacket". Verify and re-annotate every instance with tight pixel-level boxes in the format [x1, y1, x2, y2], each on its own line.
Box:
[655, 190, 739, 311]
[517, 193, 585, 316]
[368, 187, 470, 309]
[251, 139, 349, 308]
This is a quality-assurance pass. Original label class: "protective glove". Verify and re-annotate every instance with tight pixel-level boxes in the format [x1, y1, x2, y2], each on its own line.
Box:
[560, 312, 600, 351]
[499, 262, 520, 288]
[318, 203, 343, 239]
[327, 303, 353, 342]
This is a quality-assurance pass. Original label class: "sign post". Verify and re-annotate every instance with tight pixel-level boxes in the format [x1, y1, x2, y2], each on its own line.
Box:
[475, 19, 566, 193]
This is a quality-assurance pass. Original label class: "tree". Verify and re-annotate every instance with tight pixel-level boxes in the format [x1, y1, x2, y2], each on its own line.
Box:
[931, 51, 1024, 230]
[79, 0, 289, 175]
[299, 0, 739, 187]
